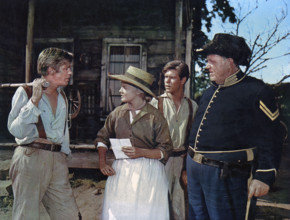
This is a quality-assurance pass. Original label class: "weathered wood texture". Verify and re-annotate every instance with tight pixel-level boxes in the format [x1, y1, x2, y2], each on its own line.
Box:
[0, 143, 116, 169]
[0, 0, 188, 143]
[25, 0, 35, 83]
[68, 151, 115, 169]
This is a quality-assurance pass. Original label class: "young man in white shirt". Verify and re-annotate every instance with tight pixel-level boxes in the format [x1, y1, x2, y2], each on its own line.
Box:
[8, 48, 81, 220]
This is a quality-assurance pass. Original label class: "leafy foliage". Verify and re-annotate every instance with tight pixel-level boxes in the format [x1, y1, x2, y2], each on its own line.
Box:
[189, 0, 290, 99]
[187, 0, 237, 99]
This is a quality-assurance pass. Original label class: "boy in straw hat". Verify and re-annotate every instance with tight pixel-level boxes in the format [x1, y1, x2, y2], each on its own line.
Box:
[95, 66, 173, 219]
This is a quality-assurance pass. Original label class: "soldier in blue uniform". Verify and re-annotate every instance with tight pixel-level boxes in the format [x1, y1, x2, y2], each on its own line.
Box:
[186, 33, 283, 220]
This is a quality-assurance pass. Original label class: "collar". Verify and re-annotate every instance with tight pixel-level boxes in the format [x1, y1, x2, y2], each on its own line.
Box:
[212, 69, 246, 88]
[119, 102, 151, 124]
[58, 86, 64, 91]
[57, 87, 63, 94]
[161, 92, 189, 100]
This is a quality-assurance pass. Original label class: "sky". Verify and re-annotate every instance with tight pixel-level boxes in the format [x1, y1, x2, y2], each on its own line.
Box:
[205, 0, 290, 84]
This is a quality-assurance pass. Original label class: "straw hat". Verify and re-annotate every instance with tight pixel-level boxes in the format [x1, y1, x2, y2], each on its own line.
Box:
[109, 66, 156, 98]
[197, 33, 252, 66]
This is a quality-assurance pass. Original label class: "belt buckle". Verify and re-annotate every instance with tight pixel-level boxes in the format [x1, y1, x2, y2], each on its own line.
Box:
[193, 153, 203, 164]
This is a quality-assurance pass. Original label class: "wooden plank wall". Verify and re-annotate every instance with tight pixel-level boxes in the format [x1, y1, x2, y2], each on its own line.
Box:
[0, 10, 26, 142]
[0, 0, 186, 143]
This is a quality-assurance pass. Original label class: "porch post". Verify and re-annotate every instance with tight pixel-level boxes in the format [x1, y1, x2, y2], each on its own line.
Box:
[175, 0, 183, 60]
[25, 0, 35, 83]
[185, 24, 192, 97]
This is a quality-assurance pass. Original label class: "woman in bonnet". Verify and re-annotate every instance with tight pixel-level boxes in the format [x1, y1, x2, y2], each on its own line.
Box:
[95, 66, 173, 220]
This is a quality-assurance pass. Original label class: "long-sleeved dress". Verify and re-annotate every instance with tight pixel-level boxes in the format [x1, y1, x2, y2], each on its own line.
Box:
[95, 102, 173, 220]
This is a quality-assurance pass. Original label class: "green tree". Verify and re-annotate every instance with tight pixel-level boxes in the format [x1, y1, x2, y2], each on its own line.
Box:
[186, 0, 237, 99]
[187, 0, 290, 100]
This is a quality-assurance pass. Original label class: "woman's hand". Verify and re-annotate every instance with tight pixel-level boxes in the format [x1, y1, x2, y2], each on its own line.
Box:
[122, 146, 162, 160]
[122, 146, 144, 159]
[99, 161, 115, 176]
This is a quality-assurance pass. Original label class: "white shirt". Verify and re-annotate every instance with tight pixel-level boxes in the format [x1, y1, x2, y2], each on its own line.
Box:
[151, 93, 198, 150]
[7, 86, 70, 154]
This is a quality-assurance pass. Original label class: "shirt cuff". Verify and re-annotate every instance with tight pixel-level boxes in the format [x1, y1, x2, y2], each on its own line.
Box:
[97, 142, 108, 149]
[254, 169, 276, 186]
[159, 150, 164, 160]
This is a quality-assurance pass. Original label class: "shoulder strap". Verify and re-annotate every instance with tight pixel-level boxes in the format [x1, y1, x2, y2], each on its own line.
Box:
[22, 86, 47, 139]
[185, 97, 194, 146]
[22, 85, 32, 98]
[60, 89, 68, 135]
[60, 89, 67, 105]
[158, 95, 193, 146]
[157, 96, 164, 114]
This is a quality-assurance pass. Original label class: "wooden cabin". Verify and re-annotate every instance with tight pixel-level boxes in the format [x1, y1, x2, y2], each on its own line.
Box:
[0, 0, 193, 143]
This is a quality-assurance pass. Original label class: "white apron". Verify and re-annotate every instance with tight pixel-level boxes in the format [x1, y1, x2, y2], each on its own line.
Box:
[101, 157, 169, 220]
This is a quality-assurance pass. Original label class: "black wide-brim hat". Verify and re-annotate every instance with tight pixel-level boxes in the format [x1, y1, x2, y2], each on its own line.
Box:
[109, 66, 156, 98]
[197, 33, 252, 66]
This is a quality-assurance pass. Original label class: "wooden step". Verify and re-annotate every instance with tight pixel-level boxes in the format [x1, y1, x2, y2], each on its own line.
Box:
[0, 143, 115, 169]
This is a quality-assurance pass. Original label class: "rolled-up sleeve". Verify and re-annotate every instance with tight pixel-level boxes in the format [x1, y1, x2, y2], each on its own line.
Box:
[153, 114, 173, 163]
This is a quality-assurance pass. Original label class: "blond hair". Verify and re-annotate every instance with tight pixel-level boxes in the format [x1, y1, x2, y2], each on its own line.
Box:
[37, 48, 73, 76]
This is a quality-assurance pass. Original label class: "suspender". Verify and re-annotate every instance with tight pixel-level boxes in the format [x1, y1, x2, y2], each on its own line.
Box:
[158, 96, 164, 114]
[22, 86, 47, 139]
[157, 96, 194, 146]
[22, 86, 67, 139]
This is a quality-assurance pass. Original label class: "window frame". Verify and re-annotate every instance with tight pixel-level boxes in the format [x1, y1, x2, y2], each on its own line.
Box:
[101, 38, 147, 113]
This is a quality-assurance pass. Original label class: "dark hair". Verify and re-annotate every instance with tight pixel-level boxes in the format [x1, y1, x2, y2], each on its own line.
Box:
[37, 48, 73, 76]
[162, 60, 189, 82]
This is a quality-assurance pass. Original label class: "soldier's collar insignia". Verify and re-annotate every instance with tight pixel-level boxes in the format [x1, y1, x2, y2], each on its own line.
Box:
[223, 69, 246, 87]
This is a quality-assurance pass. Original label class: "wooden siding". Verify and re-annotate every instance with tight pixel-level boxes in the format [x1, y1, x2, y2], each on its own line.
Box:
[0, 0, 186, 142]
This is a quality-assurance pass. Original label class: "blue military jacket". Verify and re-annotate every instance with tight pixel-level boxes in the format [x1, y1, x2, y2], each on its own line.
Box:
[189, 70, 283, 186]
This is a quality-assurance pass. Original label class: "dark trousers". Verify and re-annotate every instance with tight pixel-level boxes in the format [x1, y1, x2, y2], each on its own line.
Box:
[186, 154, 256, 220]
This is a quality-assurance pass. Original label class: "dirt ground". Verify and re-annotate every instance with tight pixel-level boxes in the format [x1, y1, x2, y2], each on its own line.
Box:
[0, 143, 290, 220]
[70, 169, 106, 220]
[0, 169, 106, 220]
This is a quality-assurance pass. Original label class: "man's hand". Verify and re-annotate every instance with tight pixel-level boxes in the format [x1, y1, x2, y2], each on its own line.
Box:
[31, 78, 46, 106]
[180, 170, 187, 189]
[248, 179, 270, 199]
